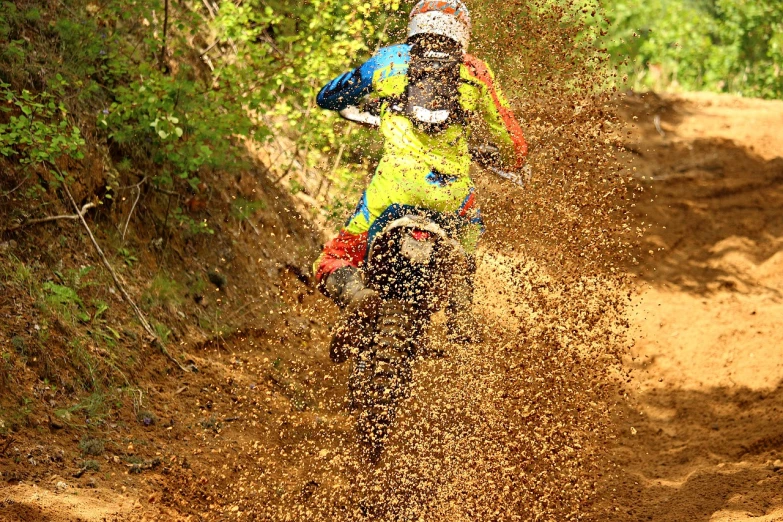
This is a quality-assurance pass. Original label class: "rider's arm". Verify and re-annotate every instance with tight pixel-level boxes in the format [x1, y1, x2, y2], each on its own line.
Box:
[463, 55, 528, 169]
[316, 63, 374, 112]
[317, 45, 411, 112]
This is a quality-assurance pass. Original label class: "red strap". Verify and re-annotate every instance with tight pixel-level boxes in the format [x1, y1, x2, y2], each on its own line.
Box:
[464, 54, 528, 169]
[458, 191, 476, 217]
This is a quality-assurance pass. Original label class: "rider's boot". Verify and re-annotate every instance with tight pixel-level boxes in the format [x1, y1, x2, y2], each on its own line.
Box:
[446, 257, 484, 344]
[322, 266, 381, 363]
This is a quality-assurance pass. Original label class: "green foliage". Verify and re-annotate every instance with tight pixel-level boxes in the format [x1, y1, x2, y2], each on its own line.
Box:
[142, 274, 183, 311]
[0, 0, 410, 234]
[102, 66, 256, 191]
[213, 0, 401, 138]
[231, 198, 266, 221]
[206, 0, 405, 197]
[118, 248, 138, 268]
[172, 207, 214, 236]
[601, 0, 783, 98]
[40, 267, 110, 325]
[91, 299, 110, 322]
[152, 321, 172, 345]
[289, 179, 305, 196]
[0, 79, 85, 165]
[42, 282, 82, 306]
[0, 3, 23, 67]
[42, 282, 91, 323]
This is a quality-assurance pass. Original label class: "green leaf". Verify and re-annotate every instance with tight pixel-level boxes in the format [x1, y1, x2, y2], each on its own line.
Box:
[92, 300, 109, 321]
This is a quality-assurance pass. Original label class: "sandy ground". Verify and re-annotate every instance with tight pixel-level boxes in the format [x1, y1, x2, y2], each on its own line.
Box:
[610, 91, 783, 521]
[1, 91, 781, 521]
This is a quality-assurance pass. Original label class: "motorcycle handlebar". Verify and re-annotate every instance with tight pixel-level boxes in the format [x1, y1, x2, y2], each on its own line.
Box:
[339, 105, 380, 128]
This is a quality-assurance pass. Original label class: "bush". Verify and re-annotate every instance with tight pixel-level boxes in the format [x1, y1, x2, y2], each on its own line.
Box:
[0, 79, 85, 165]
[79, 437, 105, 457]
[600, 0, 783, 98]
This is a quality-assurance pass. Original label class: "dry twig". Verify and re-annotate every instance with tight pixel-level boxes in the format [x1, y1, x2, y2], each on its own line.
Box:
[55, 171, 192, 373]
[122, 177, 147, 242]
[1, 175, 30, 199]
[0, 436, 15, 456]
[4, 202, 96, 233]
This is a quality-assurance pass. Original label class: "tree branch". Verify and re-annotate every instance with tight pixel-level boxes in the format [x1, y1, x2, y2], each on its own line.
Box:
[122, 177, 147, 242]
[4, 202, 97, 233]
[2, 175, 30, 199]
[55, 171, 193, 373]
[160, 0, 170, 73]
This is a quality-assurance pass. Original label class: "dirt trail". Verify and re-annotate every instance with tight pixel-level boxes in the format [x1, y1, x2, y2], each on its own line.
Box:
[612, 92, 783, 521]
[2, 92, 782, 521]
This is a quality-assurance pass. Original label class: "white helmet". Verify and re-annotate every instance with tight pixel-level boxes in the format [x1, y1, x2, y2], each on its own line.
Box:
[408, 0, 472, 52]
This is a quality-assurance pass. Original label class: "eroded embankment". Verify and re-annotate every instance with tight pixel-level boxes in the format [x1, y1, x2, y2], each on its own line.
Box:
[4, 91, 780, 522]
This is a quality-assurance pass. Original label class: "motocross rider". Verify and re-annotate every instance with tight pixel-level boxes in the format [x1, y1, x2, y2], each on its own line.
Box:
[314, 0, 528, 361]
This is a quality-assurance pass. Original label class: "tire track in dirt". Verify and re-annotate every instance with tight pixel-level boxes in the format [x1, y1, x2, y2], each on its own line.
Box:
[611, 92, 783, 521]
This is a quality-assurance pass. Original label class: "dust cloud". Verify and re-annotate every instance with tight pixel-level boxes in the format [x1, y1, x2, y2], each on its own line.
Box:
[222, 1, 637, 520]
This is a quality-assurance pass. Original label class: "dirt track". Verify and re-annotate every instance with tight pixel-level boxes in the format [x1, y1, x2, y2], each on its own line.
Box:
[1, 92, 782, 520]
[613, 92, 783, 521]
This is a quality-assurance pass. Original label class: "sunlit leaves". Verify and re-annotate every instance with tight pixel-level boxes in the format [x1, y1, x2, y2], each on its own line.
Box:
[0, 81, 85, 165]
[599, 0, 783, 98]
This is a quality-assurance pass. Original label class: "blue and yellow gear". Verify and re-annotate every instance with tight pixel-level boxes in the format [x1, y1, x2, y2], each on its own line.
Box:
[314, 43, 527, 282]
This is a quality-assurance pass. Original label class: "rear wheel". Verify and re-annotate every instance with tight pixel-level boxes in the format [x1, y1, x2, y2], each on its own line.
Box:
[349, 300, 421, 462]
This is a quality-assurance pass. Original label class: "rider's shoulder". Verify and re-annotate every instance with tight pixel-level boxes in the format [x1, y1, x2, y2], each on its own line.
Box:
[368, 44, 412, 69]
[364, 44, 411, 86]
[461, 54, 497, 84]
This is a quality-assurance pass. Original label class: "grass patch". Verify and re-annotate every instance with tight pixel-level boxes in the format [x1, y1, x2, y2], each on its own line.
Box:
[136, 410, 157, 426]
[231, 197, 266, 221]
[1, 256, 37, 296]
[142, 274, 183, 311]
[152, 321, 172, 345]
[79, 437, 105, 456]
[81, 459, 101, 472]
[67, 340, 101, 392]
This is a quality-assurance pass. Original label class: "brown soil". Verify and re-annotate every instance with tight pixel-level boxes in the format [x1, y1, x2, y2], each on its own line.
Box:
[611, 91, 783, 521]
[1, 91, 782, 521]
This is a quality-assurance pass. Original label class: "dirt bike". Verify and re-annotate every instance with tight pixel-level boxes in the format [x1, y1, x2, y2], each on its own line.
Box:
[338, 100, 524, 462]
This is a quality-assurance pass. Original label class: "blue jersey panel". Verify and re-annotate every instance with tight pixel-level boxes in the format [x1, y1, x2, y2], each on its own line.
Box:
[370, 44, 411, 82]
[316, 44, 411, 111]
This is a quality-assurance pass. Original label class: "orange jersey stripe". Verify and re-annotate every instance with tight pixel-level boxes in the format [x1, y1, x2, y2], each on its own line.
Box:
[464, 54, 528, 168]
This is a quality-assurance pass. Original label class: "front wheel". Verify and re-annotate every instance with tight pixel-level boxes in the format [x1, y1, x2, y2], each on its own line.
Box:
[349, 300, 422, 461]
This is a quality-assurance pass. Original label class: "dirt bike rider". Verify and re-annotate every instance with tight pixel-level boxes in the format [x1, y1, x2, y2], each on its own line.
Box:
[314, 0, 528, 360]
